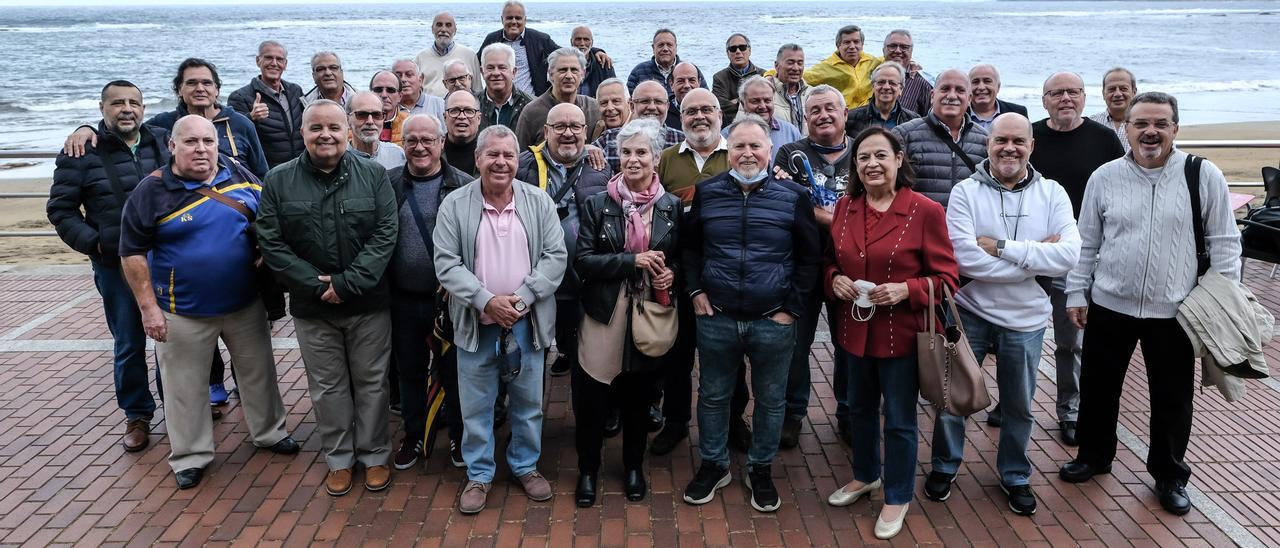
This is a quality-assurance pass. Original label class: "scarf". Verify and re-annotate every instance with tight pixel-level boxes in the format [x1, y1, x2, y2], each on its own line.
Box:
[809, 137, 848, 155]
[607, 172, 664, 253]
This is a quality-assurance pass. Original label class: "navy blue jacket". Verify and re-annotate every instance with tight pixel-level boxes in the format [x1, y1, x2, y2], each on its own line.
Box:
[147, 103, 269, 178]
[228, 77, 305, 168]
[479, 27, 560, 96]
[682, 172, 821, 320]
[625, 56, 708, 129]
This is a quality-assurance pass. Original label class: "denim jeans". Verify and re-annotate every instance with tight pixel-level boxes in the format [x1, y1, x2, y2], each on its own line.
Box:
[696, 313, 795, 468]
[844, 350, 919, 505]
[92, 259, 156, 421]
[786, 298, 835, 419]
[931, 307, 1045, 486]
[1049, 276, 1082, 422]
[456, 319, 545, 483]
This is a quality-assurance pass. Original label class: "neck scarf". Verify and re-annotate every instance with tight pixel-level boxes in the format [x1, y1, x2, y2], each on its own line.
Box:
[810, 137, 848, 155]
[607, 172, 664, 253]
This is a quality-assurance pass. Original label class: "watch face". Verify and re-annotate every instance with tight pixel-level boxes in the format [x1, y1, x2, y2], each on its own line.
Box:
[514, 300, 527, 312]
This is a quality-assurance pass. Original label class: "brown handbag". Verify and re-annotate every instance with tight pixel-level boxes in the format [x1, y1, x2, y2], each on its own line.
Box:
[630, 276, 678, 358]
[916, 278, 990, 417]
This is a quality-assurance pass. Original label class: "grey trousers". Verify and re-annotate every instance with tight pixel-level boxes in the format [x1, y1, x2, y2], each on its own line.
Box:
[294, 309, 392, 470]
[155, 299, 288, 472]
[1049, 277, 1082, 423]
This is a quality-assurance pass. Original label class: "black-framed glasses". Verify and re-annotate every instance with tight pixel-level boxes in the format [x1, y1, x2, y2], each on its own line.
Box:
[404, 137, 440, 148]
[1043, 88, 1084, 99]
[444, 74, 472, 86]
[726, 44, 750, 53]
[352, 110, 384, 120]
[681, 106, 716, 117]
[446, 107, 480, 118]
[547, 123, 586, 134]
[372, 86, 399, 94]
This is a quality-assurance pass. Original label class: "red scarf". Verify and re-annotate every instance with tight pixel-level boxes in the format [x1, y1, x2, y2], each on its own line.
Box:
[606, 172, 664, 253]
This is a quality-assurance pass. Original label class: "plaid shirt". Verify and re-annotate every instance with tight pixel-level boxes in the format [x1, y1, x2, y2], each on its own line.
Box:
[900, 71, 934, 117]
[593, 125, 686, 172]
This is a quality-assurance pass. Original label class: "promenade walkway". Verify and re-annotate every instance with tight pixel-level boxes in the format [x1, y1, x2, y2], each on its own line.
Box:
[0, 261, 1277, 547]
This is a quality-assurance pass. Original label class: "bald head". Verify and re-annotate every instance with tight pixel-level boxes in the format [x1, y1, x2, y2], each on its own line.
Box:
[991, 112, 1032, 139]
[171, 114, 215, 142]
[1042, 71, 1087, 130]
[931, 69, 971, 126]
[169, 115, 218, 181]
[545, 103, 587, 164]
[671, 62, 700, 103]
[987, 113, 1034, 186]
[632, 80, 670, 121]
[969, 63, 1001, 111]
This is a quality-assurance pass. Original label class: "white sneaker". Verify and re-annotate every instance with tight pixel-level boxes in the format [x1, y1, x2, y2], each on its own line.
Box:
[827, 478, 882, 506]
[874, 503, 909, 540]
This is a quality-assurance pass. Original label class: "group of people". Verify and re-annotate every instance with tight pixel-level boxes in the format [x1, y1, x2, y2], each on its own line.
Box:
[47, 0, 1245, 539]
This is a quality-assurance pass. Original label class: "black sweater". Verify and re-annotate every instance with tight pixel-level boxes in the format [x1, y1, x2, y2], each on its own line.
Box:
[1030, 118, 1125, 218]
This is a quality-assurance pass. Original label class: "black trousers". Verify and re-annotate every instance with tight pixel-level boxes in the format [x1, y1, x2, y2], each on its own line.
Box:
[391, 292, 434, 440]
[574, 364, 660, 473]
[661, 293, 749, 425]
[556, 299, 582, 365]
[1076, 304, 1194, 483]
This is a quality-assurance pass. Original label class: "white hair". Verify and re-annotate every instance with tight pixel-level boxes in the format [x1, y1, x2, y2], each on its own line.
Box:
[480, 43, 516, 68]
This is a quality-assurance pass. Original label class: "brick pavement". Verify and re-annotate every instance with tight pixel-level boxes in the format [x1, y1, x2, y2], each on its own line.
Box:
[0, 262, 1277, 547]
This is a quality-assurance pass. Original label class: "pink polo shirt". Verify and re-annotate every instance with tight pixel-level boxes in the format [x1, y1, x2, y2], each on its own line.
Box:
[474, 198, 531, 325]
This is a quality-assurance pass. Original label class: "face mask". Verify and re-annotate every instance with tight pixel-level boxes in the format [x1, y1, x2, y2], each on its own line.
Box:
[729, 168, 767, 185]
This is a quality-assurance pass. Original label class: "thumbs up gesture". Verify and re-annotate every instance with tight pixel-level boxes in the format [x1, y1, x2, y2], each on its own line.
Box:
[250, 92, 269, 121]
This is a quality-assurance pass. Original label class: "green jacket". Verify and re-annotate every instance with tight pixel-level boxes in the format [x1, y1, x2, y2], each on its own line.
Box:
[256, 150, 399, 320]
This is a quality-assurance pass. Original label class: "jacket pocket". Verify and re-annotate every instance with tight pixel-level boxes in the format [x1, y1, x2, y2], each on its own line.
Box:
[279, 201, 318, 252]
[339, 197, 378, 239]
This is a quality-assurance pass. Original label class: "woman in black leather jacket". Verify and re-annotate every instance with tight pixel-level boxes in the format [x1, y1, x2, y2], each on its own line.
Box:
[572, 118, 682, 507]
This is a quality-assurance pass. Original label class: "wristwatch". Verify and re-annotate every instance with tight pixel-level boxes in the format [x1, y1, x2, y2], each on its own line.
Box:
[996, 239, 1006, 257]
[513, 298, 528, 313]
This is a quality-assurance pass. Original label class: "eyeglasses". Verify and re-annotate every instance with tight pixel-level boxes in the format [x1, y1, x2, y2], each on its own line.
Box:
[873, 79, 901, 88]
[681, 106, 717, 117]
[547, 123, 586, 134]
[182, 79, 217, 88]
[726, 44, 750, 53]
[404, 137, 440, 148]
[1043, 88, 1084, 99]
[1130, 119, 1176, 130]
[445, 107, 480, 118]
[884, 43, 912, 51]
[313, 64, 341, 73]
[372, 86, 399, 94]
[352, 110, 384, 120]
[444, 74, 472, 86]
[633, 98, 666, 106]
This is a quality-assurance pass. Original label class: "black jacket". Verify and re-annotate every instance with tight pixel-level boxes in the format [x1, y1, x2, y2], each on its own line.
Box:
[47, 122, 169, 266]
[576, 190, 682, 324]
[476, 88, 534, 132]
[683, 172, 821, 320]
[479, 27, 560, 96]
[581, 46, 616, 98]
[997, 98, 1029, 117]
[516, 148, 612, 296]
[845, 103, 920, 138]
[228, 77, 305, 168]
[711, 63, 765, 125]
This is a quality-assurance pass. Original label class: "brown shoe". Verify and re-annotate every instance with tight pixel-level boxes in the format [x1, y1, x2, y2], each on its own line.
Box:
[325, 468, 354, 496]
[459, 480, 490, 514]
[517, 471, 553, 501]
[365, 465, 391, 491]
[122, 419, 150, 452]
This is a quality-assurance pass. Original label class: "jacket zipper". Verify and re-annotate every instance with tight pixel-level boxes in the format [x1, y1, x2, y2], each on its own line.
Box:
[738, 189, 750, 313]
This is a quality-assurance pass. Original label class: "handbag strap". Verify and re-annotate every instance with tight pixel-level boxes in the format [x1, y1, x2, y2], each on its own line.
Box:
[928, 118, 979, 174]
[1184, 154, 1209, 277]
[941, 283, 967, 338]
[925, 277, 937, 337]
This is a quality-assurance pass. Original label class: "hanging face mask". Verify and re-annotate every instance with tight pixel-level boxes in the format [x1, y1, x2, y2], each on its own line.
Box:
[851, 279, 876, 322]
[730, 168, 767, 185]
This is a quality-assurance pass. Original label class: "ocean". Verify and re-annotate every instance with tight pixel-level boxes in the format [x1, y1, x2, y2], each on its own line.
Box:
[1, 0, 1278, 170]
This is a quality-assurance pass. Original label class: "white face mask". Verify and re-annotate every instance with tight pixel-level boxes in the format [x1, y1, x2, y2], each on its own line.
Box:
[729, 168, 767, 185]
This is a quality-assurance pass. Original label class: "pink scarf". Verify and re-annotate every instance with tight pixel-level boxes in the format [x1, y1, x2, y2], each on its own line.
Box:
[607, 172, 664, 253]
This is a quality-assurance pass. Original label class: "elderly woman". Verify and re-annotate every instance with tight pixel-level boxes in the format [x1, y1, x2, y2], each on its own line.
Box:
[572, 118, 681, 507]
[824, 126, 958, 539]
[844, 61, 920, 137]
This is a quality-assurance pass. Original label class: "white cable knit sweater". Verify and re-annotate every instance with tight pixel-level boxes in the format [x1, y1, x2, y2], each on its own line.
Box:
[1065, 150, 1242, 319]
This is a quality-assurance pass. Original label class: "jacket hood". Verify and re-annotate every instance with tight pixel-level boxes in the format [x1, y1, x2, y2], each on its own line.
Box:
[971, 157, 1041, 193]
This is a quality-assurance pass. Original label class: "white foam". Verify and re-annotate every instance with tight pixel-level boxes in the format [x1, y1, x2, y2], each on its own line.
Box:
[0, 22, 162, 33]
[993, 8, 1269, 18]
[759, 15, 911, 24]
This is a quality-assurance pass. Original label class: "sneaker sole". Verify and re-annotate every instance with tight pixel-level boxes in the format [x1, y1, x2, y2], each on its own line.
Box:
[326, 484, 352, 496]
[999, 484, 1037, 516]
[924, 475, 957, 502]
[393, 459, 418, 471]
[744, 474, 781, 512]
[683, 471, 731, 505]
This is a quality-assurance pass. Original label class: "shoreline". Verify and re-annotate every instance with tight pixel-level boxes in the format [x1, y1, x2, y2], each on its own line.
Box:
[3, 119, 1276, 265]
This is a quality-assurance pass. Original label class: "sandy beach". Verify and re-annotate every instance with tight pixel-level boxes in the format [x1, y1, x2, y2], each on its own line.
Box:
[1, 120, 1276, 265]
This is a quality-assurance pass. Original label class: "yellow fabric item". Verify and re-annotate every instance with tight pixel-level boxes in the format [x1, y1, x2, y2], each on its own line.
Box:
[528, 142, 549, 190]
[803, 51, 882, 108]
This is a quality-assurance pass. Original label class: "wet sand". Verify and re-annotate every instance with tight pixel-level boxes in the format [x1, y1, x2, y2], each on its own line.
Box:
[2, 120, 1276, 264]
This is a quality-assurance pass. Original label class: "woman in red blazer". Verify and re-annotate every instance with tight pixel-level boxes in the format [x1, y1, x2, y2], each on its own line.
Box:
[822, 126, 959, 540]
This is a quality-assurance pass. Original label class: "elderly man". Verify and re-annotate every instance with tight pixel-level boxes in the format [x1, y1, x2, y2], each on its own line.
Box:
[387, 114, 472, 470]
[370, 71, 411, 145]
[773, 84, 855, 447]
[597, 77, 630, 131]
[48, 81, 168, 452]
[434, 125, 568, 514]
[933, 113, 1082, 516]
[728, 76, 801, 158]
[572, 25, 615, 97]
[892, 69, 988, 207]
[1089, 67, 1138, 152]
[303, 51, 357, 106]
[118, 115, 296, 489]
[441, 60, 475, 94]
[513, 47, 604, 148]
[348, 91, 406, 170]
[516, 103, 611, 376]
[444, 90, 482, 176]
[477, 43, 534, 131]
[768, 44, 809, 132]
[804, 25, 882, 109]
[712, 34, 765, 125]
[682, 117, 820, 512]
[229, 40, 304, 168]
[666, 62, 705, 130]
[1059, 93, 1241, 516]
[257, 100, 400, 497]
[1018, 72, 1124, 444]
[969, 64, 1027, 132]
[417, 12, 483, 96]
[480, 1, 557, 96]
[627, 28, 707, 97]
[392, 59, 446, 120]
[882, 30, 931, 116]
[659, 89, 727, 205]
[594, 80, 685, 173]
[846, 61, 920, 136]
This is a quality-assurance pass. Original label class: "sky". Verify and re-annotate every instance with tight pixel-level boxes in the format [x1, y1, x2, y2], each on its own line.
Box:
[1, 0, 784, 5]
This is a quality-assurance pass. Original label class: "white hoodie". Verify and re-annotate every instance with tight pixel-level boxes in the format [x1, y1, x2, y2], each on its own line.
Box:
[946, 162, 1082, 331]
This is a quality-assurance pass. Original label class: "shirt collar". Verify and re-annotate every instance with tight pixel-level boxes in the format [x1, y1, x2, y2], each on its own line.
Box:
[503, 31, 525, 44]
[968, 102, 1003, 123]
[679, 136, 728, 155]
[433, 41, 455, 56]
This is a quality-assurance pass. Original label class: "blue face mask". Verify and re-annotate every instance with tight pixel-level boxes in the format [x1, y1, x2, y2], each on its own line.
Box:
[730, 168, 767, 185]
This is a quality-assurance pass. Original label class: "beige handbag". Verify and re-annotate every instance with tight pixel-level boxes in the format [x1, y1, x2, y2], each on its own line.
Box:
[630, 277, 677, 358]
[916, 279, 990, 417]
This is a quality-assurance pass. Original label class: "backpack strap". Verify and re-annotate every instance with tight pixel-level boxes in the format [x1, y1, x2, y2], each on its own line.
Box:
[1184, 154, 1209, 277]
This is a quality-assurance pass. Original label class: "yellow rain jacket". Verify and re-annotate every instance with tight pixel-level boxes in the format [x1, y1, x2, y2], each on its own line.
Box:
[803, 51, 882, 108]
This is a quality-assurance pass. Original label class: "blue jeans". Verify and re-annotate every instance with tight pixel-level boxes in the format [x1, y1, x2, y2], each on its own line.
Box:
[845, 351, 919, 505]
[931, 307, 1045, 486]
[696, 313, 795, 468]
[92, 259, 156, 421]
[456, 319, 545, 483]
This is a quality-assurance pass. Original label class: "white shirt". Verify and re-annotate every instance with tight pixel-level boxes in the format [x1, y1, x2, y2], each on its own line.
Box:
[678, 137, 728, 172]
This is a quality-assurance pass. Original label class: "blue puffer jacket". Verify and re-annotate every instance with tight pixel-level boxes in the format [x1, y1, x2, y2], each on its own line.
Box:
[892, 113, 988, 208]
[147, 103, 269, 178]
[682, 172, 821, 320]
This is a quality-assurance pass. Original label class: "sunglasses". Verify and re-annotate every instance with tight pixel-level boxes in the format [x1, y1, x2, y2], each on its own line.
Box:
[352, 110, 384, 120]
[726, 44, 750, 53]
[371, 86, 399, 94]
